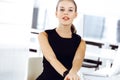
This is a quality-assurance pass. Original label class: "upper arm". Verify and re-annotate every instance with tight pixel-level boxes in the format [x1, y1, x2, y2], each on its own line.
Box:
[38, 32, 57, 62]
[74, 39, 86, 60]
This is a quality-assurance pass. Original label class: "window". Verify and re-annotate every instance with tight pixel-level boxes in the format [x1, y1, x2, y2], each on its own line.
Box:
[83, 15, 105, 39]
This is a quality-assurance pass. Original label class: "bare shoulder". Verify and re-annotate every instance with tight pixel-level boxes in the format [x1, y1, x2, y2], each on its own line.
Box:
[38, 31, 48, 38]
[79, 39, 86, 48]
[81, 39, 86, 44]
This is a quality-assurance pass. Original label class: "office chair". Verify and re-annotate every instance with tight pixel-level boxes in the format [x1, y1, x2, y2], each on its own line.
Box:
[82, 58, 102, 70]
[82, 46, 120, 77]
[82, 41, 102, 70]
[27, 57, 43, 80]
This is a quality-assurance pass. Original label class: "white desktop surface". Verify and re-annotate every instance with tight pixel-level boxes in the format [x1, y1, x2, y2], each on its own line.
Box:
[83, 74, 120, 80]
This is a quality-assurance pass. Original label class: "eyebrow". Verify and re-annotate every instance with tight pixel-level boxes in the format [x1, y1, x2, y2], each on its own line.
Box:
[59, 6, 64, 8]
[59, 6, 74, 9]
[69, 7, 74, 9]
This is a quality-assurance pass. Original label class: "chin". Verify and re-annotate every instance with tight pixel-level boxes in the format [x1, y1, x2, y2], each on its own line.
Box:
[60, 21, 71, 26]
[61, 23, 69, 26]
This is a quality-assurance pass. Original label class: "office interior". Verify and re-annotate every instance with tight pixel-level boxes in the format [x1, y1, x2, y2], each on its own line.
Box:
[0, 0, 120, 80]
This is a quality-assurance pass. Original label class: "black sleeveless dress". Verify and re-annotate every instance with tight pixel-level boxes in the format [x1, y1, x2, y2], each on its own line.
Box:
[36, 29, 81, 80]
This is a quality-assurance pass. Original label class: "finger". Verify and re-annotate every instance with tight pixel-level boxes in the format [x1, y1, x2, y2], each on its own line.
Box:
[65, 76, 70, 80]
[68, 77, 72, 80]
[64, 77, 68, 80]
[73, 76, 76, 80]
[78, 76, 80, 80]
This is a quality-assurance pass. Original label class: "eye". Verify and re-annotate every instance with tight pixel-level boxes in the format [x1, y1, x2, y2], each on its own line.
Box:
[68, 9, 73, 12]
[60, 8, 65, 11]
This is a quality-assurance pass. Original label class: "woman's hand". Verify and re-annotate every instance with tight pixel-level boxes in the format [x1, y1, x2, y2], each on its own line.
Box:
[64, 72, 80, 80]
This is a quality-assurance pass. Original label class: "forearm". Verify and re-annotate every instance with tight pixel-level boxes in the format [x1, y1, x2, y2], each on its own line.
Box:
[64, 58, 84, 80]
[70, 58, 83, 74]
[38, 32, 67, 76]
[49, 58, 67, 76]
[70, 40, 86, 74]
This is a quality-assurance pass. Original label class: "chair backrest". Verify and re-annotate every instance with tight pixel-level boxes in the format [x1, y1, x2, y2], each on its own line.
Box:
[27, 57, 43, 80]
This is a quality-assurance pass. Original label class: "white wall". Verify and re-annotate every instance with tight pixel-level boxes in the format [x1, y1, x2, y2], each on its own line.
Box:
[0, 0, 33, 80]
[0, 0, 33, 47]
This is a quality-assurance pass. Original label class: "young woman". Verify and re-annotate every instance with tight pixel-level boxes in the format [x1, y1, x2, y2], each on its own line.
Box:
[36, 0, 86, 80]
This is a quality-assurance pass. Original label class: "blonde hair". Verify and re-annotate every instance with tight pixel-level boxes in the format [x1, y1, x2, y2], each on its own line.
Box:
[56, 0, 77, 33]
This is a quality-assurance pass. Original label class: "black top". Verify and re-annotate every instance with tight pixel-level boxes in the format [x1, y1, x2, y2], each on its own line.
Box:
[36, 29, 81, 80]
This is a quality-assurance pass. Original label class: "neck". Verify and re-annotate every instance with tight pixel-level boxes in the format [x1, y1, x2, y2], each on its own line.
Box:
[55, 24, 72, 38]
[57, 24, 71, 33]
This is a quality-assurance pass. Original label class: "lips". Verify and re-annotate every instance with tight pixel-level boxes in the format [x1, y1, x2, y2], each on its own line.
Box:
[62, 16, 70, 21]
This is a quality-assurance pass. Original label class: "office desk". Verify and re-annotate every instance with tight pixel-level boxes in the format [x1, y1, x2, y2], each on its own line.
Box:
[85, 48, 117, 60]
[85, 47, 118, 68]
[83, 74, 120, 80]
[84, 38, 119, 49]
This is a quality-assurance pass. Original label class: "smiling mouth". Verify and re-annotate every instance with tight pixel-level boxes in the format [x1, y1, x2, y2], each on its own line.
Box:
[62, 16, 70, 21]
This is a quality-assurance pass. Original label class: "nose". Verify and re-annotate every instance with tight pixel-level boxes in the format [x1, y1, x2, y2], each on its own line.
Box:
[63, 10, 68, 15]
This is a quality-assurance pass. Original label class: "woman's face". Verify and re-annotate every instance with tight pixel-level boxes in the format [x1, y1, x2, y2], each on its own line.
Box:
[56, 0, 77, 26]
